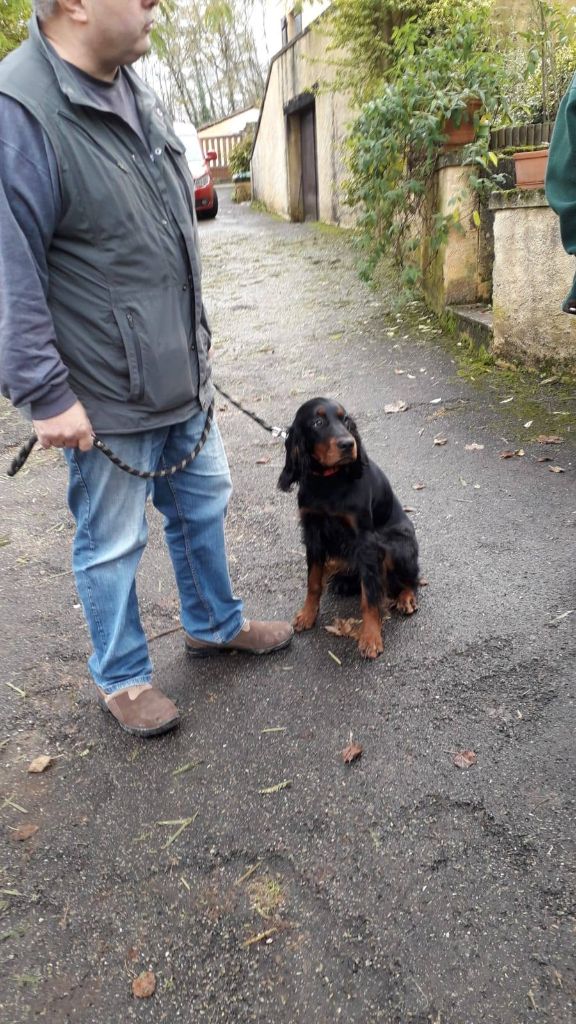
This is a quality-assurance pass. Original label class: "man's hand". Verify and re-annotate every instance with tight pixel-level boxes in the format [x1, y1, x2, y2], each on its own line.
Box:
[33, 401, 94, 452]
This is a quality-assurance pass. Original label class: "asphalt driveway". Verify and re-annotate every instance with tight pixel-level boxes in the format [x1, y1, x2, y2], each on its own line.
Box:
[0, 185, 574, 1023]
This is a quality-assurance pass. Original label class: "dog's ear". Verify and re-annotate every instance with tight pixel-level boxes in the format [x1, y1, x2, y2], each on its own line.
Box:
[347, 414, 366, 479]
[277, 427, 301, 491]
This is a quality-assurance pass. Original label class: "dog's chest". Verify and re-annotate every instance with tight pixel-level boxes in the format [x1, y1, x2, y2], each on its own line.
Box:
[300, 506, 357, 557]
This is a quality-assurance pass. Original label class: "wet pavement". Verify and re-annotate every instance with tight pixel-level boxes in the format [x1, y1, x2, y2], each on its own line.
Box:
[0, 185, 575, 1023]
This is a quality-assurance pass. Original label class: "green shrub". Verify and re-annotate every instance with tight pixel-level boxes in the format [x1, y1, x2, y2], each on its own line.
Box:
[228, 130, 254, 176]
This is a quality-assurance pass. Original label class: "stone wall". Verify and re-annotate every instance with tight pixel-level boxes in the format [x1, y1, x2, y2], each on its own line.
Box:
[489, 190, 576, 369]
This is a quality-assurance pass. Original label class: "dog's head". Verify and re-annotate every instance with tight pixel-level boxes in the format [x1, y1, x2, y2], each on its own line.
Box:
[278, 398, 364, 491]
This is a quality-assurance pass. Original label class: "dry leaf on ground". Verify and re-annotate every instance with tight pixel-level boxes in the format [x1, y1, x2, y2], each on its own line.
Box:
[549, 465, 565, 473]
[412, 482, 425, 491]
[325, 618, 363, 640]
[499, 449, 524, 459]
[453, 750, 477, 769]
[132, 971, 156, 999]
[536, 435, 563, 444]
[256, 457, 271, 465]
[384, 400, 408, 414]
[342, 742, 363, 764]
[28, 755, 52, 773]
[465, 442, 484, 451]
[433, 435, 448, 446]
[403, 506, 417, 513]
[13, 823, 39, 842]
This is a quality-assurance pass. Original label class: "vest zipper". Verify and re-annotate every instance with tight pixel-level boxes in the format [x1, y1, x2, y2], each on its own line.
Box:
[126, 310, 145, 401]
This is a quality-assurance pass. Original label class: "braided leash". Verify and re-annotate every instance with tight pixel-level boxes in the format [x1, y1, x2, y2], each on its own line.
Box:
[6, 384, 287, 479]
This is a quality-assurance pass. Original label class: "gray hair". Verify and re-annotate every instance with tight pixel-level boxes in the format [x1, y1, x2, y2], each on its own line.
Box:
[34, 0, 58, 19]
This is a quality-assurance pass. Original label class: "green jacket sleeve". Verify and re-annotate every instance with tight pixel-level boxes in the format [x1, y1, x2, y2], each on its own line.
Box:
[546, 76, 576, 310]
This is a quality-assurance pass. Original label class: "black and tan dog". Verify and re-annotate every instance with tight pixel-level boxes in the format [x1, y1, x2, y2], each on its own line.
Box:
[278, 398, 419, 658]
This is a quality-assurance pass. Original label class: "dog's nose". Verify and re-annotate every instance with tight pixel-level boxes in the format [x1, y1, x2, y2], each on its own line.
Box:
[337, 437, 354, 452]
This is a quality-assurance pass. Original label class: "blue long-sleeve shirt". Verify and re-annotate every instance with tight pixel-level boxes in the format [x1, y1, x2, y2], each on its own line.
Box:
[0, 97, 76, 418]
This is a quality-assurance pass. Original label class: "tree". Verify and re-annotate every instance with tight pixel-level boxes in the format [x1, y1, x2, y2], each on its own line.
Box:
[145, 0, 266, 125]
[0, 0, 31, 59]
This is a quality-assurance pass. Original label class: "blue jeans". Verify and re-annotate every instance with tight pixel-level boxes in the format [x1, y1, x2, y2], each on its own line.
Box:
[64, 410, 244, 695]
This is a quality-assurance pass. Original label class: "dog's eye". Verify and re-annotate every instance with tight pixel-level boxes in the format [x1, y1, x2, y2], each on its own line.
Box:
[312, 417, 324, 429]
[343, 416, 351, 428]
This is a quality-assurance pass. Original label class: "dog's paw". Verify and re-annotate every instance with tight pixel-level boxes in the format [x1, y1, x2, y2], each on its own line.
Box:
[394, 589, 418, 615]
[357, 631, 384, 659]
[293, 608, 318, 631]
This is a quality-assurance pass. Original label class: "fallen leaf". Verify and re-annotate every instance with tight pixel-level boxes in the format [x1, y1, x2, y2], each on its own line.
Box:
[539, 376, 558, 386]
[384, 400, 408, 414]
[430, 398, 443, 405]
[394, 368, 405, 375]
[325, 618, 363, 639]
[499, 449, 524, 459]
[549, 465, 565, 473]
[126, 947, 140, 962]
[13, 823, 39, 842]
[28, 755, 52, 774]
[243, 927, 277, 948]
[255, 457, 271, 465]
[465, 442, 484, 451]
[453, 750, 477, 769]
[547, 610, 574, 627]
[342, 742, 363, 764]
[418, 577, 429, 586]
[412, 482, 425, 491]
[259, 780, 291, 795]
[524, 420, 533, 428]
[403, 505, 417, 513]
[536, 435, 564, 444]
[433, 435, 448, 446]
[132, 971, 156, 999]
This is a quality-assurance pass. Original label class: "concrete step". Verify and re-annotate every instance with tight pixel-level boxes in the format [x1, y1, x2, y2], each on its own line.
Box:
[447, 303, 493, 351]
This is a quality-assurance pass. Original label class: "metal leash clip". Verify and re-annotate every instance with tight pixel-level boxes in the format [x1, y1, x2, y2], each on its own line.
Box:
[271, 426, 288, 440]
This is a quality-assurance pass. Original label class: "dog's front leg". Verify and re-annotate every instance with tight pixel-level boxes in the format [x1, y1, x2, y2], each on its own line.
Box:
[358, 585, 384, 659]
[357, 537, 384, 659]
[294, 560, 325, 631]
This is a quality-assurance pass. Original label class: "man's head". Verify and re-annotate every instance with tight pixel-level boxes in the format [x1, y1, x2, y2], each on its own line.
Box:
[35, 0, 159, 79]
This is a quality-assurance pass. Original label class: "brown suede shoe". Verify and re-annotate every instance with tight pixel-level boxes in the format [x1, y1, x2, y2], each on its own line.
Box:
[96, 683, 180, 737]
[185, 619, 294, 658]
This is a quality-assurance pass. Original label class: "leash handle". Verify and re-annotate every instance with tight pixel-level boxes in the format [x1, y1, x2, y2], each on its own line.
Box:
[6, 403, 214, 479]
[6, 432, 38, 477]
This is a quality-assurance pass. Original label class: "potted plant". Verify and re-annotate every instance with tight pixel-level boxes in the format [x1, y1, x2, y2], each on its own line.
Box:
[508, 0, 576, 188]
[442, 95, 483, 148]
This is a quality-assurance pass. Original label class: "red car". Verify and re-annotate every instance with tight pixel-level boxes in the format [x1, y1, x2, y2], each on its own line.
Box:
[174, 122, 218, 219]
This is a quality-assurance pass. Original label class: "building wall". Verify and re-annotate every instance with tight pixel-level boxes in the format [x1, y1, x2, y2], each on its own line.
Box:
[252, 21, 356, 225]
[197, 108, 260, 140]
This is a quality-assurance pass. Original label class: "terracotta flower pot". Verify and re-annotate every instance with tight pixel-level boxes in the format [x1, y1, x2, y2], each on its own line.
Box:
[513, 148, 549, 190]
[443, 98, 483, 149]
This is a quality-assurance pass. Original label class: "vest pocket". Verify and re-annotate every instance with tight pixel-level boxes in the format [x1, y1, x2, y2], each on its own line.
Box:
[113, 308, 145, 401]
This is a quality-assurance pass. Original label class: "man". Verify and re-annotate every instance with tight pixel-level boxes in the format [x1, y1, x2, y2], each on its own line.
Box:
[546, 75, 576, 313]
[0, 0, 293, 737]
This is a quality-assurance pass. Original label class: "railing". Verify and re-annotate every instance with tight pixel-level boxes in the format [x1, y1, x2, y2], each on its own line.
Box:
[200, 133, 244, 181]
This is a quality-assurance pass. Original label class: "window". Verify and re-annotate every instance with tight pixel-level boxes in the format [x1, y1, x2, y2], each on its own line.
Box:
[281, 16, 288, 47]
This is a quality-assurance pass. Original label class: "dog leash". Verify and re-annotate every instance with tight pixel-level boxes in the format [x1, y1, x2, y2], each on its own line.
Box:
[5, 382, 288, 479]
